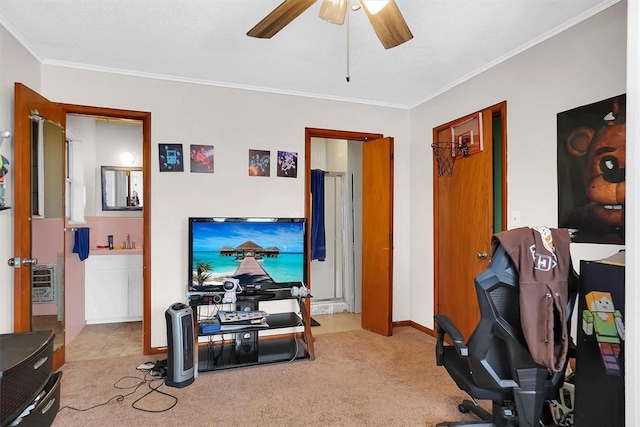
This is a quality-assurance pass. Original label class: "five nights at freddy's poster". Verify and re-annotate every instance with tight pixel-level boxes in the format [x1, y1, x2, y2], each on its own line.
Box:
[557, 94, 626, 244]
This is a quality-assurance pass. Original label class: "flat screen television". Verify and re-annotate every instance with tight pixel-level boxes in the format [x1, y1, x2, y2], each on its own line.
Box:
[188, 217, 307, 289]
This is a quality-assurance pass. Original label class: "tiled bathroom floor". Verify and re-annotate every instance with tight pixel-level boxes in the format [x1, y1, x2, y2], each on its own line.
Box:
[66, 321, 143, 362]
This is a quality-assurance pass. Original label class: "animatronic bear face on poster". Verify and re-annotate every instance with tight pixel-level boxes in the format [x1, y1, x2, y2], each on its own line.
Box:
[557, 95, 626, 244]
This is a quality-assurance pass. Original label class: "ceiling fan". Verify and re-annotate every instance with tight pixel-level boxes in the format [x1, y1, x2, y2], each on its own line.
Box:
[247, 0, 413, 49]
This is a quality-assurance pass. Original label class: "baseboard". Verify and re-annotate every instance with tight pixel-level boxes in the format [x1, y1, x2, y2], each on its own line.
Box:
[393, 320, 436, 337]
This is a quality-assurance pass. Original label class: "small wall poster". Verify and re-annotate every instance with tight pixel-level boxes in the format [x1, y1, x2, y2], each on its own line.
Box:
[277, 151, 298, 178]
[249, 149, 270, 177]
[158, 143, 184, 172]
[190, 144, 214, 173]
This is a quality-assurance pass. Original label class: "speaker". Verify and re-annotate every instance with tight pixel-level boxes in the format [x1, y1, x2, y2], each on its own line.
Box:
[236, 300, 258, 312]
[235, 330, 258, 364]
[165, 303, 195, 388]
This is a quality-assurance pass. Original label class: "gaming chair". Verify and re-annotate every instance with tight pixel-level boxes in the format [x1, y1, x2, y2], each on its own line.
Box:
[434, 243, 578, 427]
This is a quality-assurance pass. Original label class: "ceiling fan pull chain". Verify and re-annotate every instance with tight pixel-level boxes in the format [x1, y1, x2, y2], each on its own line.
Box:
[346, 1, 351, 83]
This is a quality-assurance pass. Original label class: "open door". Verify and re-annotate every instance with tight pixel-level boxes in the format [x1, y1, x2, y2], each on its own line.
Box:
[305, 129, 394, 337]
[362, 137, 394, 336]
[13, 83, 67, 370]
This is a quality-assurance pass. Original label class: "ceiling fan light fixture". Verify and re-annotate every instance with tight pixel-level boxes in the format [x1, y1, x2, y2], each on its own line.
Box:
[318, 0, 348, 25]
[361, 0, 390, 15]
[247, 0, 412, 50]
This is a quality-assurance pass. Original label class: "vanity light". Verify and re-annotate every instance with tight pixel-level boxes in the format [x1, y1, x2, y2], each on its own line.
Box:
[120, 151, 135, 166]
[0, 130, 12, 150]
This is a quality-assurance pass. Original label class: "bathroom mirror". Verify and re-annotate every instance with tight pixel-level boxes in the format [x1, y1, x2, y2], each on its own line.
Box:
[101, 166, 143, 210]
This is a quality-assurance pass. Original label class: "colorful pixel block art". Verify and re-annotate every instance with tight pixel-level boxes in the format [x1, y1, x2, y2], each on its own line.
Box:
[582, 290, 625, 375]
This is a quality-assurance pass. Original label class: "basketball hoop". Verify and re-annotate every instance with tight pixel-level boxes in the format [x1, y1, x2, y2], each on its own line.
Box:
[431, 142, 456, 178]
[432, 141, 472, 177]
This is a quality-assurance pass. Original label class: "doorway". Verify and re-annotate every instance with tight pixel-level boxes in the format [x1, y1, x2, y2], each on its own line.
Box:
[433, 102, 507, 341]
[64, 114, 144, 362]
[308, 139, 362, 316]
[305, 128, 394, 337]
[13, 83, 152, 370]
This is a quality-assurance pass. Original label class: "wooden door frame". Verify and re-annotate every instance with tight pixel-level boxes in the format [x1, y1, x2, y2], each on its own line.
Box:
[304, 128, 390, 328]
[59, 103, 153, 354]
[432, 101, 508, 318]
[58, 103, 153, 355]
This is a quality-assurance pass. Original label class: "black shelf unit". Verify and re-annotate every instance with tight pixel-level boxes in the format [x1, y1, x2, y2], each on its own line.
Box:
[197, 336, 308, 372]
[188, 288, 315, 373]
[197, 312, 303, 336]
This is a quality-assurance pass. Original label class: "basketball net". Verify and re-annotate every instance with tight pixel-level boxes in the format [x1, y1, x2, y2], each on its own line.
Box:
[431, 142, 456, 178]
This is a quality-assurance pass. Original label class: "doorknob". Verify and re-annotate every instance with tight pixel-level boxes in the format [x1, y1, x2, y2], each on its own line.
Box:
[8, 257, 38, 267]
[476, 251, 488, 260]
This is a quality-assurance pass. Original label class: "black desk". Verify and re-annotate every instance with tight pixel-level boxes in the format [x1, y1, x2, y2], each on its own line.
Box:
[0, 330, 61, 427]
[574, 260, 625, 427]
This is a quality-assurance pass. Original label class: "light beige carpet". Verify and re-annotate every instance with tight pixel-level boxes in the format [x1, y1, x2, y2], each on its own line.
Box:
[53, 327, 482, 426]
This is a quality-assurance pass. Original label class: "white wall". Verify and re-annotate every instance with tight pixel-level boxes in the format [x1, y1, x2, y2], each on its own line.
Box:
[624, 1, 639, 424]
[0, 25, 41, 333]
[39, 67, 412, 346]
[409, 1, 628, 330]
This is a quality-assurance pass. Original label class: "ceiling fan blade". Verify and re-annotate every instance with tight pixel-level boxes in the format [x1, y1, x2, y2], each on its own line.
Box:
[361, 0, 413, 49]
[247, 0, 318, 39]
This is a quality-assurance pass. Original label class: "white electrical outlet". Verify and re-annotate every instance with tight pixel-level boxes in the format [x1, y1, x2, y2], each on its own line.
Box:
[511, 210, 521, 226]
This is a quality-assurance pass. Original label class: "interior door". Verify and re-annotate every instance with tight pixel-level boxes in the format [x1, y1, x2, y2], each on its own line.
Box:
[435, 108, 496, 341]
[305, 129, 393, 337]
[14, 83, 67, 370]
[362, 137, 394, 336]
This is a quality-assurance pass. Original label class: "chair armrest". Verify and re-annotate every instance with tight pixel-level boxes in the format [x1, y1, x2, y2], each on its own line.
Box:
[434, 314, 468, 366]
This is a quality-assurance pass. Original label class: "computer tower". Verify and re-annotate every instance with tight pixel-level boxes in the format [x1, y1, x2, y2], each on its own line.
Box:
[165, 303, 195, 388]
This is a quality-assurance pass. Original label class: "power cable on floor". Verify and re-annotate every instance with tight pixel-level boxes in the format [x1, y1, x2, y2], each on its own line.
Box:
[57, 363, 177, 414]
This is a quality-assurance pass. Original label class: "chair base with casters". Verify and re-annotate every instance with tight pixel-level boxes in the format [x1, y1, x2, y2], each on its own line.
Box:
[437, 401, 517, 427]
[434, 242, 578, 427]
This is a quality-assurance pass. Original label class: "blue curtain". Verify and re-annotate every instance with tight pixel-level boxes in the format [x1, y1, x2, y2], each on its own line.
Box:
[310, 169, 326, 261]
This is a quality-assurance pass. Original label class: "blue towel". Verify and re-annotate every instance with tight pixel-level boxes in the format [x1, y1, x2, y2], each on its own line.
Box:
[310, 169, 326, 261]
[72, 227, 90, 261]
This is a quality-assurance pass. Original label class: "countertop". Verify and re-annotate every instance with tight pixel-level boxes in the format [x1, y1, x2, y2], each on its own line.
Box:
[90, 248, 143, 255]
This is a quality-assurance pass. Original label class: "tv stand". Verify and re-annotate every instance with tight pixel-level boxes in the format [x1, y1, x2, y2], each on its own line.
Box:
[239, 291, 276, 301]
[188, 284, 315, 372]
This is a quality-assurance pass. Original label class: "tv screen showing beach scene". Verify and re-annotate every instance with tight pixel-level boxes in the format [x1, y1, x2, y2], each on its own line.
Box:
[189, 217, 307, 287]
